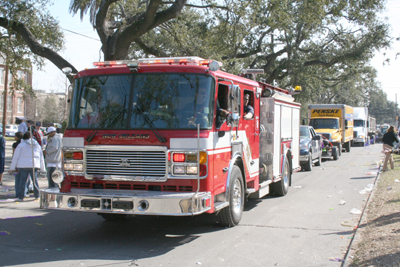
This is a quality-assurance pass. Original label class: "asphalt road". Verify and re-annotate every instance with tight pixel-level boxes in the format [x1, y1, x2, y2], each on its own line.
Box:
[0, 141, 382, 267]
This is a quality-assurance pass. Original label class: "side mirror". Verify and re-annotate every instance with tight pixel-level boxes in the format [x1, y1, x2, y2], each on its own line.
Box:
[229, 112, 240, 127]
[312, 135, 322, 141]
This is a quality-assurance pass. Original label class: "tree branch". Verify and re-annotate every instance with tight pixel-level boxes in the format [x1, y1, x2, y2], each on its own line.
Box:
[134, 38, 168, 57]
[0, 17, 76, 83]
[115, 0, 187, 59]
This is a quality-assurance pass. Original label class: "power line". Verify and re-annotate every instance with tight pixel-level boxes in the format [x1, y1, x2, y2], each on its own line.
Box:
[61, 28, 100, 42]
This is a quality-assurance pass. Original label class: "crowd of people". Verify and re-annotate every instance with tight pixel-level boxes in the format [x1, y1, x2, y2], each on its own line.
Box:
[0, 117, 62, 201]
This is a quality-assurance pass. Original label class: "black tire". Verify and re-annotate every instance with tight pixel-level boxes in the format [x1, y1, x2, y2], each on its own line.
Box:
[332, 147, 339, 160]
[303, 152, 312, 171]
[345, 141, 351, 152]
[217, 165, 244, 227]
[271, 157, 291, 196]
[98, 213, 128, 221]
[315, 155, 322, 166]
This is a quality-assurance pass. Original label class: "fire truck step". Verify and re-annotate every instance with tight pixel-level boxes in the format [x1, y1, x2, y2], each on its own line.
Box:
[214, 201, 229, 212]
[248, 180, 272, 199]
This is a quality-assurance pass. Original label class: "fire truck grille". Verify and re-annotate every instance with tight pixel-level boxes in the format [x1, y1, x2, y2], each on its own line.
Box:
[85, 149, 167, 181]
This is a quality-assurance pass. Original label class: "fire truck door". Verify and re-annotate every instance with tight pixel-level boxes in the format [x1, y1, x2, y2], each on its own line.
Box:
[242, 91, 259, 178]
[214, 83, 235, 191]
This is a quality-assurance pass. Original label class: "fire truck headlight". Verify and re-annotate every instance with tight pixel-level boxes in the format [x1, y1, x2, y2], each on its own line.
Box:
[74, 164, 83, 171]
[64, 163, 74, 170]
[173, 165, 185, 174]
[52, 169, 64, 184]
[186, 166, 198, 175]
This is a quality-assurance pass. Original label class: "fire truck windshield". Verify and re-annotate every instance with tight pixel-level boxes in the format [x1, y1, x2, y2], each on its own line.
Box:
[310, 118, 339, 130]
[69, 73, 215, 129]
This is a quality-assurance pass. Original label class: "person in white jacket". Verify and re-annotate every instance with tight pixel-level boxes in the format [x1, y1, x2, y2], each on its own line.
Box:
[9, 131, 45, 201]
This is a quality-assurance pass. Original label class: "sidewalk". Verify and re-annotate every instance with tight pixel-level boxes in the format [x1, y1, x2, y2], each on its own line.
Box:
[347, 152, 400, 266]
[0, 140, 48, 201]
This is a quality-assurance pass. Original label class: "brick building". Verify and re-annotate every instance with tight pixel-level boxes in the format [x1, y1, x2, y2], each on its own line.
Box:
[0, 56, 32, 125]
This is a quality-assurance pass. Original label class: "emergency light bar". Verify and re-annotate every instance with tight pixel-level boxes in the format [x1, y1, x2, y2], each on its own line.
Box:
[93, 57, 222, 70]
[93, 60, 137, 67]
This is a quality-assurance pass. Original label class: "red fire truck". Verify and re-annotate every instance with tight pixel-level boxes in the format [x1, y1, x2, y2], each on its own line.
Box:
[40, 57, 301, 227]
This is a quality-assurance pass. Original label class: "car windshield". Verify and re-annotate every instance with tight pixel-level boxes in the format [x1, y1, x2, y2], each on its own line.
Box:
[310, 118, 339, 129]
[354, 120, 365, 127]
[69, 73, 215, 130]
[300, 127, 311, 138]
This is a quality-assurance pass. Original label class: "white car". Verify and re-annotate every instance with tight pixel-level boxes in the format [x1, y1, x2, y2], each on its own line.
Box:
[5, 124, 18, 137]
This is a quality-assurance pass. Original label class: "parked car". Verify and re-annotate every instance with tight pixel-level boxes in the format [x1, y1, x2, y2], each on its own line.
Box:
[5, 124, 18, 137]
[300, 125, 323, 171]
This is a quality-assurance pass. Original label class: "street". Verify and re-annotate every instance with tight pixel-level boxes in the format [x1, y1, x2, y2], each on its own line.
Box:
[0, 141, 382, 267]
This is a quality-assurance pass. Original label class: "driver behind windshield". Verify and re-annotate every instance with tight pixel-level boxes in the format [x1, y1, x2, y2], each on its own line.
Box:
[183, 87, 212, 127]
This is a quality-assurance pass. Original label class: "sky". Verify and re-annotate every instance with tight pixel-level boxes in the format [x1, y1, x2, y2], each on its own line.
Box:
[33, 1, 400, 103]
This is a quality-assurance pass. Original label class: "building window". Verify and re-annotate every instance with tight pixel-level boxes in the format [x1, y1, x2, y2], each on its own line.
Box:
[8, 73, 12, 86]
[7, 96, 12, 110]
[17, 97, 22, 113]
[17, 70, 23, 80]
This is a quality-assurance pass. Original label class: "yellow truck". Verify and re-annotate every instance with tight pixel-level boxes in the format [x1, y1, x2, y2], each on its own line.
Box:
[308, 104, 354, 159]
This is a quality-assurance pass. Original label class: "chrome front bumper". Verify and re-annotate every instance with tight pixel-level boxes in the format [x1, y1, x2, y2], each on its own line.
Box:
[40, 188, 211, 216]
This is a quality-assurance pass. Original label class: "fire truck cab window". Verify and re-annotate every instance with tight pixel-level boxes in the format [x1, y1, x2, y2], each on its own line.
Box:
[243, 91, 254, 120]
[131, 74, 214, 129]
[216, 84, 229, 128]
[70, 75, 131, 129]
[70, 73, 215, 130]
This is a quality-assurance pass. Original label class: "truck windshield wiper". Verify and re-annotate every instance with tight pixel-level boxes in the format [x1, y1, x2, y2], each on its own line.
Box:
[85, 108, 126, 143]
[132, 103, 167, 143]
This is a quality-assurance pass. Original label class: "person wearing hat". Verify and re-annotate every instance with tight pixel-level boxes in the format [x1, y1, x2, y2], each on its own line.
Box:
[18, 118, 32, 134]
[43, 127, 62, 188]
[243, 93, 254, 120]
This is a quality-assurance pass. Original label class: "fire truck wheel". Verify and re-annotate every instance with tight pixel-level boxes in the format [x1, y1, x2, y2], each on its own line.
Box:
[303, 152, 312, 171]
[98, 213, 128, 221]
[217, 166, 244, 227]
[271, 157, 290, 196]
